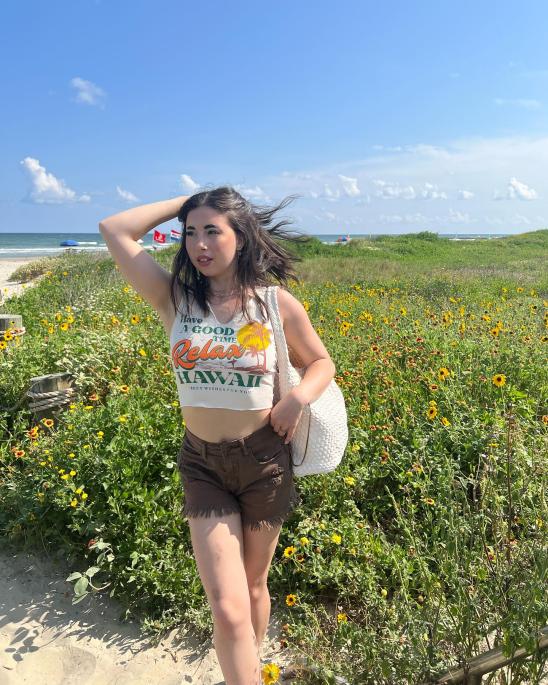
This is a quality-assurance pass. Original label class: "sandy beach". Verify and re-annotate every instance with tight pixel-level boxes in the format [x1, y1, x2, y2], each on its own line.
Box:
[0, 258, 42, 303]
[0, 544, 295, 685]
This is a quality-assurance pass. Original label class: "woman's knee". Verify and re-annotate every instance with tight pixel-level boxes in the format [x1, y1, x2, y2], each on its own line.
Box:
[211, 595, 252, 634]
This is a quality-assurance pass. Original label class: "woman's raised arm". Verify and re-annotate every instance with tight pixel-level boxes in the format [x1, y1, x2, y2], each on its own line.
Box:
[98, 195, 189, 316]
[99, 195, 189, 241]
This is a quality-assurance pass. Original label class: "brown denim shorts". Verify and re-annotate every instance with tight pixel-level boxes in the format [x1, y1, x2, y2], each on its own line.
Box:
[176, 421, 301, 532]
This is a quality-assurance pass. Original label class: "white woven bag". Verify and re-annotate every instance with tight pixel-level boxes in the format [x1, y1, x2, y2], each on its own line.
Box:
[264, 285, 348, 477]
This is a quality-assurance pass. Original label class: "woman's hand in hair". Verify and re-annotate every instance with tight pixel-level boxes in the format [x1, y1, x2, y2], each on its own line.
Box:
[269, 388, 307, 444]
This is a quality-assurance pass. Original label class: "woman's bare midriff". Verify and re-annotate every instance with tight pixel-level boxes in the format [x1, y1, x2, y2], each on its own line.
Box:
[180, 406, 273, 442]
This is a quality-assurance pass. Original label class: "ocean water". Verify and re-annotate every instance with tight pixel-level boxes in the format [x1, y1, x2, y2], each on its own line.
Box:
[0, 231, 512, 259]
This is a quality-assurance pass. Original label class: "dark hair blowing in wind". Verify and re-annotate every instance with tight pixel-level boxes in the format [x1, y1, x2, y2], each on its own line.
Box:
[169, 185, 311, 321]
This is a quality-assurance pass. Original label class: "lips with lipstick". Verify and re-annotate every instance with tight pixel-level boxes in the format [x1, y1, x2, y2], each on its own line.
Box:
[197, 256, 213, 266]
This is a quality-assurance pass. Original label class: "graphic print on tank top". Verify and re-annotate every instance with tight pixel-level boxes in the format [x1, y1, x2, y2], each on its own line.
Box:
[169, 287, 277, 409]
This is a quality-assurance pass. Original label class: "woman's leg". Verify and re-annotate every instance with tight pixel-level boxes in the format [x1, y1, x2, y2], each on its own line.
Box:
[242, 522, 283, 656]
[187, 511, 262, 685]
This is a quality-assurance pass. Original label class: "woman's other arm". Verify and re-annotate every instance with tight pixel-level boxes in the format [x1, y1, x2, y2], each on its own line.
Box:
[270, 288, 336, 442]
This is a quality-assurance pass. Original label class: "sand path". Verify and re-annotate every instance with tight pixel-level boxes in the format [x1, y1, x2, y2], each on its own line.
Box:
[0, 543, 294, 685]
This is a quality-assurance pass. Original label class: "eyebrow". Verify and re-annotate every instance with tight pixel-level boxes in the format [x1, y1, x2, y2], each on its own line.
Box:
[185, 223, 220, 230]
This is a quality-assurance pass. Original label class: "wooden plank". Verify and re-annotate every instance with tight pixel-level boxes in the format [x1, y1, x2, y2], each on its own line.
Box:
[434, 626, 548, 684]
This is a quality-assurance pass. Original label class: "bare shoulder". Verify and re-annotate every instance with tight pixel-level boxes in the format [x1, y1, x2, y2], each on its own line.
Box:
[272, 285, 334, 370]
[274, 286, 306, 327]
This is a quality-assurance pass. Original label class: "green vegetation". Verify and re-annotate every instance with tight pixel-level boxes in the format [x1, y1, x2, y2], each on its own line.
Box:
[1, 232, 547, 684]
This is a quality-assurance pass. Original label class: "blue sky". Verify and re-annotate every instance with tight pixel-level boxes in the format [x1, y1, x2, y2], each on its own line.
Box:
[3, 0, 548, 235]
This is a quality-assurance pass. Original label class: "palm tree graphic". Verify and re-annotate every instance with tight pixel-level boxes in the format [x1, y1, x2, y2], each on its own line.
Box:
[236, 321, 271, 373]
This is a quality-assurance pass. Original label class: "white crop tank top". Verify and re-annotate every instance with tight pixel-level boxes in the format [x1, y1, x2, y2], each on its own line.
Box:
[169, 286, 277, 410]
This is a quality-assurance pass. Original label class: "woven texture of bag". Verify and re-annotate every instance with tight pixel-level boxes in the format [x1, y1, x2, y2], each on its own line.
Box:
[265, 286, 348, 477]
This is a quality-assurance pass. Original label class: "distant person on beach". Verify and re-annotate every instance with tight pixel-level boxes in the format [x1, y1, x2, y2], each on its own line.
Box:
[99, 187, 336, 684]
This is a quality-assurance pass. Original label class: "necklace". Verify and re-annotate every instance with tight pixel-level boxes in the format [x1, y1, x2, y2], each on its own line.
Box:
[207, 298, 239, 325]
[208, 286, 239, 300]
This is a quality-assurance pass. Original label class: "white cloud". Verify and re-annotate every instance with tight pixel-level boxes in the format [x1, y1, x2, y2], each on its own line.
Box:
[180, 174, 201, 193]
[458, 189, 475, 200]
[494, 177, 538, 200]
[281, 171, 312, 179]
[507, 177, 538, 200]
[70, 77, 106, 107]
[494, 98, 541, 110]
[447, 209, 473, 223]
[379, 214, 404, 223]
[379, 212, 428, 224]
[234, 184, 271, 201]
[322, 184, 341, 201]
[373, 180, 447, 200]
[338, 174, 361, 197]
[373, 179, 416, 199]
[116, 186, 139, 202]
[420, 182, 448, 199]
[20, 157, 90, 204]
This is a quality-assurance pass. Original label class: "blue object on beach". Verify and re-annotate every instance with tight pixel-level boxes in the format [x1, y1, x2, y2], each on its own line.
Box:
[60, 240, 79, 246]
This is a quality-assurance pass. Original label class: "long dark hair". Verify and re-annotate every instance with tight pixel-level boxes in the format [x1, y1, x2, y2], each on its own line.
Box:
[169, 185, 311, 322]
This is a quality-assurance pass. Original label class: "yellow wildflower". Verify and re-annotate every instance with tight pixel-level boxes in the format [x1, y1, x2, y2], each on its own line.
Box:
[285, 593, 297, 606]
[262, 662, 281, 684]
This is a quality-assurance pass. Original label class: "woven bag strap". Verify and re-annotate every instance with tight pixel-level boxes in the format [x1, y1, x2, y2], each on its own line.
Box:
[266, 285, 311, 467]
[265, 285, 291, 376]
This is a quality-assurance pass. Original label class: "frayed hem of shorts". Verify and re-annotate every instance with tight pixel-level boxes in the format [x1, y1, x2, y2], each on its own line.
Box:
[241, 491, 302, 532]
[183, 503, 241, 520]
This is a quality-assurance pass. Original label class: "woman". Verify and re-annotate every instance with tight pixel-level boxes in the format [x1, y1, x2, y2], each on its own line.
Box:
[99, 186, 336, 685]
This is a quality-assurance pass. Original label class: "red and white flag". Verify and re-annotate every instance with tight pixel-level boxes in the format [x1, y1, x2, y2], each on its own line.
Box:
[153, 229, 166, 244]
[170, 227, 181, 240]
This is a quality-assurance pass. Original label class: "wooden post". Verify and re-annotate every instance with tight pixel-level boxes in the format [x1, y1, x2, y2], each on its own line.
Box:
[0, 314, 23, 332]
[27, 373, 76, 424]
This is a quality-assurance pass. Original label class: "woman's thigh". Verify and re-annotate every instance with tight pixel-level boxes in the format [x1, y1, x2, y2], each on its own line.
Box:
[187, 511, 251, 621]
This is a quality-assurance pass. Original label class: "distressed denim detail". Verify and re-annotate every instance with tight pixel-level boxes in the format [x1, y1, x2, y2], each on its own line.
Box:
[241, 487, 301, 532]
